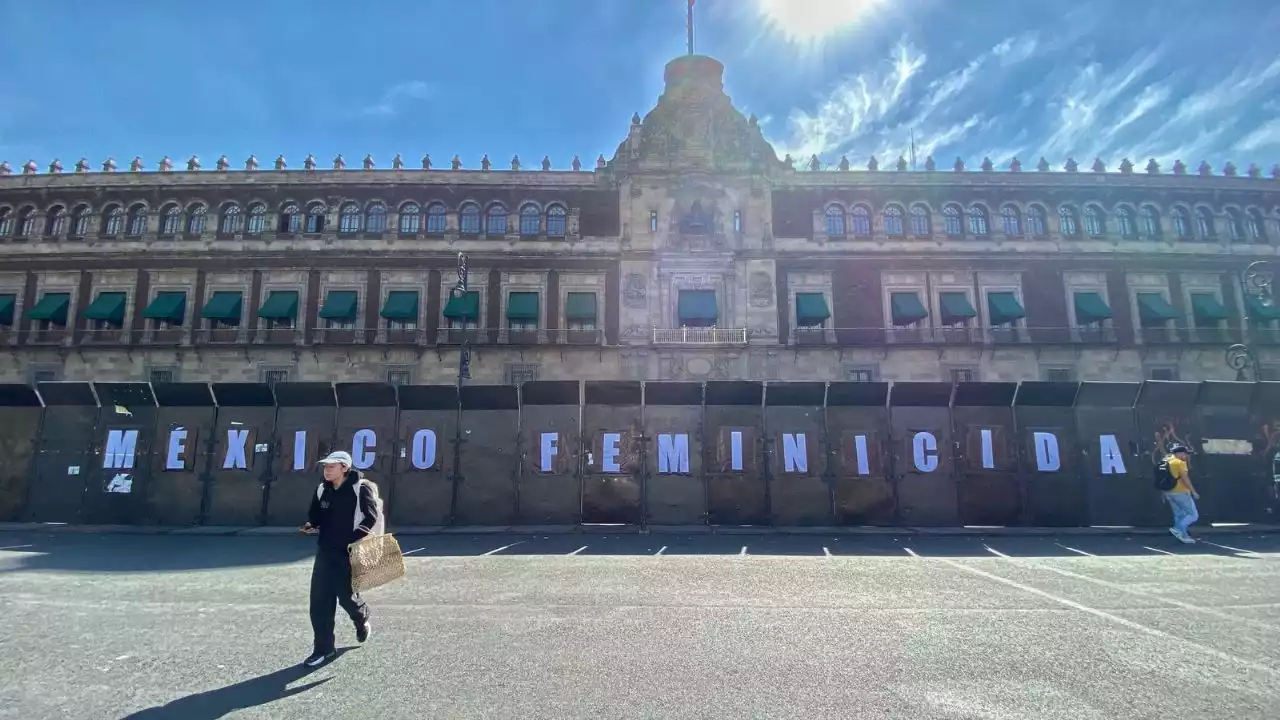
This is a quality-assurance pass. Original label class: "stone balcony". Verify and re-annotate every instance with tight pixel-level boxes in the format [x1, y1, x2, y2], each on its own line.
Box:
[652, 327, 748, 346]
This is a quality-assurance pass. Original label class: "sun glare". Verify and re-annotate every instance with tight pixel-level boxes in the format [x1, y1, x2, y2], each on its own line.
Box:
[757, 0, 882, 44]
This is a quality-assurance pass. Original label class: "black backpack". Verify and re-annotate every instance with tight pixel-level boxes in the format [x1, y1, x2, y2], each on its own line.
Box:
[1153, 457, 1177, 491]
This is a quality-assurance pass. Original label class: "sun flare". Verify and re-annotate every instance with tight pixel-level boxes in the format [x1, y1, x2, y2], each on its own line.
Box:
[757, 0, 883, 44]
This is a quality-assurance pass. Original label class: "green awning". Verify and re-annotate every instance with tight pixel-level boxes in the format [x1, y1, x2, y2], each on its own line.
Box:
[1189, 293, 1229, 321]
[939, 292, 977, 325]
[1246, 296, 1280, 322]
[507, 292, 540, 321]
[257, 291, 299, 320]
[26, 293, 70, 324]
[987, 291, 1026, 325]
[142, 291, 186, 322]
[795, 292, 831, 326]
[564, 292, 597, 321]
[0, 294, 14, 325]
[443, 290, 479, 320]
[1074, 292, 1112, 323]
[380, 291, 419, 320]
[890, 292, 928, 326]
[202, 291, 243, 321]
[677, 290, 718, 326]
[1137, 292, 1178, 322]
[82, 292, 127, 324]
[317, 290, 358, 320]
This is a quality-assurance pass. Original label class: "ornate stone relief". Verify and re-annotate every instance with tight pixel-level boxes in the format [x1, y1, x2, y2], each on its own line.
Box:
[749, 271, 774, 307]
[623, 273, 648, 308]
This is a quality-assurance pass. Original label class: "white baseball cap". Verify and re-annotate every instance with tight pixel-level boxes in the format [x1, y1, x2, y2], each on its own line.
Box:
[317, 450, 353, 466]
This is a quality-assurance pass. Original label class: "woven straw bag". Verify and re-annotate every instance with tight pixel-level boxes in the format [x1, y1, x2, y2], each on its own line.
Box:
[347, 533, 405, 593]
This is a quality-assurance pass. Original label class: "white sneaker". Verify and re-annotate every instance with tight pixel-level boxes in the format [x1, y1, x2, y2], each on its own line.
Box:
[1178, 534, 1196, 544]
[1169, 528, 1183, 540]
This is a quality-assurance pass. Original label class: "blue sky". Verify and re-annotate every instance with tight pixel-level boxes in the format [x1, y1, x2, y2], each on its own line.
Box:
[2, 0, 1278, 172]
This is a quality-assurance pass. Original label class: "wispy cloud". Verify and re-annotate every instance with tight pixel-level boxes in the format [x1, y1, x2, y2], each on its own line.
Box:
[360, 81, 433, 118]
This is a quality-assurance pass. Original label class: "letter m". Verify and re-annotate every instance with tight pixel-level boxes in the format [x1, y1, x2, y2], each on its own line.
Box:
[104, 429, 138, 469]
[657, 434, 690, 474]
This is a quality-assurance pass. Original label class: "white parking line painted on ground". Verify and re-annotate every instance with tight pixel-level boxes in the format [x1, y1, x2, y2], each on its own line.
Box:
[568, 546, 588, 556]
[903, 547, 919, 558]
[1200, 540, 1267, 557]
[739, 546, 747, 556]
[481, 542, 523, 556]
[1055, 543, 1095, 557]
[1143, 546, 1176, 555]
[0, 545, 34, 551]
[655, 546, 667, 556]
[926, 554, 1280, 679]
[402, 547, 425, 556]
[985, 546, 1010, 558]
[822, 546, 833, 558]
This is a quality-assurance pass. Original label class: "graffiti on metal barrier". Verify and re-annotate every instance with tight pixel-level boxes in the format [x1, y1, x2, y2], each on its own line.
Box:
[105, 473, 133, 493]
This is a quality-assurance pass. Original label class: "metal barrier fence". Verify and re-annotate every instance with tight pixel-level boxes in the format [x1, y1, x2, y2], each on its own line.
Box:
[2, 380, 1277, 528]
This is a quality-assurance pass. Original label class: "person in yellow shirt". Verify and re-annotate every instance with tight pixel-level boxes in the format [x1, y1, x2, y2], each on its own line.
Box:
[1163, 444, 1199, 543]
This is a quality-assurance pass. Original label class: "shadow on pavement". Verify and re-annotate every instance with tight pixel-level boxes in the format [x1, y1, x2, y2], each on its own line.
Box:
[121, 648, 355, 719]
[0, 533, 316, 573]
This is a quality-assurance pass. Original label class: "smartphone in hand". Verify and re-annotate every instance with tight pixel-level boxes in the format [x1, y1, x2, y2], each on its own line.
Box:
[300, 523, 318, 535]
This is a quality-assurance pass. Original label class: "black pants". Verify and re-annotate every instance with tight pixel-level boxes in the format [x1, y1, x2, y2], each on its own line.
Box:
[309, 550, 369, 654]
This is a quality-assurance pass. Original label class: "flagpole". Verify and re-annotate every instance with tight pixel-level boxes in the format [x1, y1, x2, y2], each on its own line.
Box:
[688, 0, 695, 55]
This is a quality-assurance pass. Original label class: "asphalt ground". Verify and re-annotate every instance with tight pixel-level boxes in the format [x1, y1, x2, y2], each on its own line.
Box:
[0, 531, 1277, 720]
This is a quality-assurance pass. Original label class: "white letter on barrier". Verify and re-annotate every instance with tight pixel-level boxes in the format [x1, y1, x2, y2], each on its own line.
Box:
[657, 434, 689, 474]
[165, 429, 187, 470]
[602, 433, 621, 472]
[292, 431, 307, 471]
[782, 433, 808, 473]
[224, 429, 249, 469]
[1099, 434, 1127, 475]
[1034, 432, 1061, 472]
[730, 431, 744, 471]
[104, 429, 138, 470]
[412, 429, 436, 470]
[980, 429, 995, 469]
[913, 432, 938, 473]
[540, 432, 558, 472]
[352, 429, 376, 470]
[853, 435, 870, 475]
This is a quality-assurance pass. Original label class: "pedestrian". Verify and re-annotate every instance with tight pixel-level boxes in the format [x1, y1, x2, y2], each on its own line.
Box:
[299, 450, 383, 667]
[1161, 444, 1199, 544]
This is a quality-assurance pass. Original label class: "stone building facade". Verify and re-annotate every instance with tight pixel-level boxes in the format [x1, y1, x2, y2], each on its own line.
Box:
[1, 54, 1280, 387]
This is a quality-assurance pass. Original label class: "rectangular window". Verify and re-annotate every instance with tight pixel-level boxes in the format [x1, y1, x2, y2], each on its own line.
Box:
[261, 369, 290, 386]
[733, 210, 742, 234]
[1147, 366, 1178, 381]
[386, 370, 412, 386]
[148, 368, 175, 384]
[505, 363, 539, 385]
[949, 368, 978, 383]
[844, 366, 877, 382]
[649, 210, 658, 233]
[1043, 367, 1074, 382]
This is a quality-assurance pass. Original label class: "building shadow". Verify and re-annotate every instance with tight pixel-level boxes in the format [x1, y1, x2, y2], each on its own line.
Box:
[0, 533, 317, 574]
[121, 648, 354, 719]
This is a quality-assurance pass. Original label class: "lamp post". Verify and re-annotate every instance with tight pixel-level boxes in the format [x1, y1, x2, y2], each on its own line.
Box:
[1229, 260, 1275, 381]
[453, 252, 471, 387]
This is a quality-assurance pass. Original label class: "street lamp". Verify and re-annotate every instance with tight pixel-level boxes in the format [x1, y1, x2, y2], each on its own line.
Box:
[1229, 260, 1275, 381]
[453, 252, 471, 385]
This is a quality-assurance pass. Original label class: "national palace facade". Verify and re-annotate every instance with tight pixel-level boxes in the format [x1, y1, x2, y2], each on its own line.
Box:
[1, 55, 1279, 388]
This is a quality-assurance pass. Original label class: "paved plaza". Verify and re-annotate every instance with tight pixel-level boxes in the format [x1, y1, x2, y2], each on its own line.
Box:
[0, 529, 1278, 719]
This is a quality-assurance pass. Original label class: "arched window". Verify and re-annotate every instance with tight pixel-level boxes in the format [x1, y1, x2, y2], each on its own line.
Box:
[338, 202, 361, 234]
[850, 205, 871, 237]
[546, 204, 567, 238]
[0, 208, 11, 237]
[485, 203, 508, 235]
[45, 205, 66, 237]
[967, 205, 989, 236]
[398, 202, 421, 234]
[1226, 208, 1245, 242]
[246, 203, 267, 234]
[1195, 207, 1215, 240]
[1027, 205, 1047, 237]
[519, 204, 541, 236]
[1172, 206, 1192, 239]
[219, 203, 242, 234]
[279, 202, 302, 233]
[160, 204, 181, 235]
[365, 202, 387, 233]
[1246, 209, 1266, 243]
[71, 205, 90, 236]
[1140, 205, 1162, 239]
[459, 202, 481, 234]
[304, 202, 326, 233]
[1116, 205, 1136, 239]
[883, 205, 905, 237]
[103, 205, 124, 235]
[126, 204, 148, 235]
[1058, 206, 1078, 236]
[427, 202, 448, 234]
[186, 204, 208, 235]
[1000, 206, 1021, 236]
[824, 205, 845, 237]
[942, 204, 964, 236]
[18, 207, 38, 237]
[909, 204, 931, 236]
[1084, 205, 1105, 236]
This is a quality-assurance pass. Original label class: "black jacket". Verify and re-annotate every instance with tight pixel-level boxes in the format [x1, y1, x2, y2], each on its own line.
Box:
[307, 470, 382, 553]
